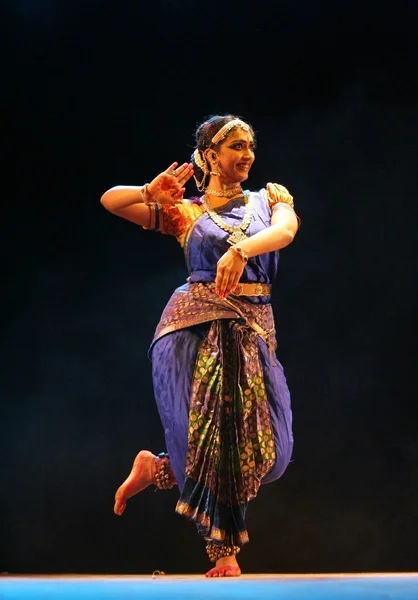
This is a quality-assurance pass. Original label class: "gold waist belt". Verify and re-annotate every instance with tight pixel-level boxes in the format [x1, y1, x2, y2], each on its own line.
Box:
[232, 282, 272, 296]
[191, 281, 272, 297]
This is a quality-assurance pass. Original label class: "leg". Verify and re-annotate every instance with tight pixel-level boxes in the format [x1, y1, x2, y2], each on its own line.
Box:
[151, 325, 209, 487]
[259, 341, 294, 485]
[114, 326, 205, 516]
[153, 325, 243, 577]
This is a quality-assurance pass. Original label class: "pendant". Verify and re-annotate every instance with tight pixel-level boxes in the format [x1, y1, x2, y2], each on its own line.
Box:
[227, 230, 248, 245]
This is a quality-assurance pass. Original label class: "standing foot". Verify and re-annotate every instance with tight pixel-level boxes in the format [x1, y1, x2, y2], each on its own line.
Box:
[205, 556, 241, 578]
[113, 450, 156, 515]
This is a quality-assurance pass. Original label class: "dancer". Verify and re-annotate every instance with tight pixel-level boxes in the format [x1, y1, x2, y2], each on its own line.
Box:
[100, 114, 299, 577]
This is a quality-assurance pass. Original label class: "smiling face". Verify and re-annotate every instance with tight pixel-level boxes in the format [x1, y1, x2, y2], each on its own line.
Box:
[209, 127, 256, 185]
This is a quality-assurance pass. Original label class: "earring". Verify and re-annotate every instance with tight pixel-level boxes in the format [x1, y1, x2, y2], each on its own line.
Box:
[210, 162, 220, 176]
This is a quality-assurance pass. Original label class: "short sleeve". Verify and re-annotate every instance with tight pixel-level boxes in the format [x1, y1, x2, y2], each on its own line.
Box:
[264, 182, 301, 227]
[265, 182, 294, 210]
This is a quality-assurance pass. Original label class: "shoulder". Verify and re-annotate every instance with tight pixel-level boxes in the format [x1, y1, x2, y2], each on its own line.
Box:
[262, 183, 294, 209]
[182, 197, 205, 215]
[156, 198, 205, 241]
[159, 198, 204, 221]
[248, 184, 294, 210]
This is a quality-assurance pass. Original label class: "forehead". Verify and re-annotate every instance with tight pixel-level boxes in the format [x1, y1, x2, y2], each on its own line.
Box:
[224, 127, 254, 143]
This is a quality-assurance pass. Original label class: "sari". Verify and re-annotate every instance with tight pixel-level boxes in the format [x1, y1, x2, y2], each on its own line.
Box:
[147, 189, 295, 548]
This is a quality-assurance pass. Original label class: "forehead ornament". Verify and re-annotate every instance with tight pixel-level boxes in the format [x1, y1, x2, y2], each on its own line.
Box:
[210, 119, 250, 145]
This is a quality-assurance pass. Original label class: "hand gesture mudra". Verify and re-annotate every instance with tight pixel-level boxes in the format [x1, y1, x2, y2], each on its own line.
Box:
[215, 249, 246, 299]
[148, 162, 194, 204]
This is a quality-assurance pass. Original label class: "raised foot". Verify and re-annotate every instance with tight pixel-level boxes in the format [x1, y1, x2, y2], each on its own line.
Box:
[113, 450, 155, 516]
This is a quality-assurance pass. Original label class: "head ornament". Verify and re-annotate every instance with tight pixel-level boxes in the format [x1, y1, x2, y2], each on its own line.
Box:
[210, 119, 250, 145]
[193, 118, 251, 191]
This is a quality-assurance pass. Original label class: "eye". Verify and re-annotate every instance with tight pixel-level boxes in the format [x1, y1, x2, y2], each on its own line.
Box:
[231, 143, 244, 150]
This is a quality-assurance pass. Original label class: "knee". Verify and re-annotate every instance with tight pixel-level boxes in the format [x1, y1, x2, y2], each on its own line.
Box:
[261, 440, 293, 485]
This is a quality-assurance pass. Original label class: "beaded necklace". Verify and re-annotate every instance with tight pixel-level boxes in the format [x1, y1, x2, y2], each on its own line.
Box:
[202, 192, 253, 245]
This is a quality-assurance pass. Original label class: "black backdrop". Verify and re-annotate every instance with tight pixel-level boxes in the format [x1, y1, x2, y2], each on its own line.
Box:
[4, 0, 417, 575]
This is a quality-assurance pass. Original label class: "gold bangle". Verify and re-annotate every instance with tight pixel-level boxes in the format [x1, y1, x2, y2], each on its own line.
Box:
[229, 244, 248, 264]
[140, 183, 152, 203]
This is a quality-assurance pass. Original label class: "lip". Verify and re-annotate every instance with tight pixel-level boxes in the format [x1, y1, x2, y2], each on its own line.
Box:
[236, 163, 251, 170]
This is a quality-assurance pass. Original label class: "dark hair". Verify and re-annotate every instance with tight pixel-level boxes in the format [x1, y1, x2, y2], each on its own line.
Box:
[191, 114, 255, 188]
[194, 114, 255, 151]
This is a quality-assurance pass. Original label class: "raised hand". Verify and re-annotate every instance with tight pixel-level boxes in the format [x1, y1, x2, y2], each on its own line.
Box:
[148, 162, 194, 204]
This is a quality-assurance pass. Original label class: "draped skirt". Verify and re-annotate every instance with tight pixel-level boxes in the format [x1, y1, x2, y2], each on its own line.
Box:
[151, 319, 293, 547]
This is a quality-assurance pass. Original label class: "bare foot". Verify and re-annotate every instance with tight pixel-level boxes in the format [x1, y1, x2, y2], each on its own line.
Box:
[113, 450, 156, 515]
[205, 555, 241, 578]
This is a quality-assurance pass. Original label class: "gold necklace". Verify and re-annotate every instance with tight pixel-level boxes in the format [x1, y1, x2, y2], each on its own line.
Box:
[202, 192, 253, 245]
[205, 186, 242, 198]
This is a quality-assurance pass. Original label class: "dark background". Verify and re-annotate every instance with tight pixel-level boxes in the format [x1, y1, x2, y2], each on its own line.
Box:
[4, 0, 417, 575]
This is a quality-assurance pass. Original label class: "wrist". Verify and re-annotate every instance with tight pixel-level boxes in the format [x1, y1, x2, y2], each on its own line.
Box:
[139, 184, 152, 203]
[228, 244, 248, 264]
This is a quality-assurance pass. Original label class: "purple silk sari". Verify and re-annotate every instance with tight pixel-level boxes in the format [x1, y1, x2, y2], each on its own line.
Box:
[150, 192, 294, 547]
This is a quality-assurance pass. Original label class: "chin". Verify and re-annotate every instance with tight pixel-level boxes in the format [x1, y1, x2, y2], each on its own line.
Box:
[235, 169, 251, 182]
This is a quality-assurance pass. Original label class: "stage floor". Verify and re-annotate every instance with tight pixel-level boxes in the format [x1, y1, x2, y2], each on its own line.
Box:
[1, 573, 417, 600]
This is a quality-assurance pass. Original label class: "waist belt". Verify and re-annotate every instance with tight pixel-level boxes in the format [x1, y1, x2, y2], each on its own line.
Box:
[232, 282, 272, 296]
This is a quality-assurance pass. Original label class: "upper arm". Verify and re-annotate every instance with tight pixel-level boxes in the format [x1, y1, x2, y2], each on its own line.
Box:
[271, 204, 299, 235]
[264, 182, 300, 235]
[103, 204, 151, 227]
[100, 185, 151, 227]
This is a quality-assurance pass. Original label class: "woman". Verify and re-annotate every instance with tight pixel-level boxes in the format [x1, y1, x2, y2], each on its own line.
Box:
[100, 115, 299, 577]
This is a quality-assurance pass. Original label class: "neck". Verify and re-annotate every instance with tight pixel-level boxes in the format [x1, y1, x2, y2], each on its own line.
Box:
[205, 188, 243, 208]
[207, 175, 243, 192]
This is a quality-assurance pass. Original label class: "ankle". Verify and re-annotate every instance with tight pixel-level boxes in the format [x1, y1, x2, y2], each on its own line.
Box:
[153, 453, 176, 490]
[216, 555, 239, 568]
[206, 542, 241, 564]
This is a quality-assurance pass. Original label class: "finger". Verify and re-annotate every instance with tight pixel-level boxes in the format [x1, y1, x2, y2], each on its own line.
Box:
[224, 271, 239, 298]
[164, 162, 179, 174]
[171, 162, 190, 178]
[229, 272, 241, 294]
[175, 162, 192, 175]
[172, 187, 185, 200]
[178, 167, 194, 186]
[175, 163, 193, 182]
[219, 268, 232, 298]
[176, 162, 193, 173]
[215, 266, 224, 296]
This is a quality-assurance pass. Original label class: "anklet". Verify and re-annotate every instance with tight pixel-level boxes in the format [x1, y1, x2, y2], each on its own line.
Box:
[206, 542, 241, 563]
[154, 453, 175, 490]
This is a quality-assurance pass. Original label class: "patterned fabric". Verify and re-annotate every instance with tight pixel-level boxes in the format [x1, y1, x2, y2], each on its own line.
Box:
[147, 187, 296, 548]
[175, 319, 276, 546]
[151, 282, 277, 355]
[144, 184, 296, 248]
[265, 182, 294, 209]
[145, 199, 204, 247]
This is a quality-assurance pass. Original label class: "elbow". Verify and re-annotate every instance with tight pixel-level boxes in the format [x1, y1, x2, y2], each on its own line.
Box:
[281, 228, 296, 248]
[100, 189, 114, 211]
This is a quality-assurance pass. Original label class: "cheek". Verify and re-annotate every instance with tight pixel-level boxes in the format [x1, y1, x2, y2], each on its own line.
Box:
[219, 155, 235, 169]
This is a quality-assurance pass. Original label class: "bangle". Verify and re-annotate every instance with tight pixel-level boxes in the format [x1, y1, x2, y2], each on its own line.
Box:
[229, 245, 248, 264]
[139, 184, 152, 203]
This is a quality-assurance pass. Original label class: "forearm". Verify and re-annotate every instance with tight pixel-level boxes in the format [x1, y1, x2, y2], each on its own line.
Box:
[100, 185, 148, 212]
[237, 222, 296, 258]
